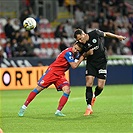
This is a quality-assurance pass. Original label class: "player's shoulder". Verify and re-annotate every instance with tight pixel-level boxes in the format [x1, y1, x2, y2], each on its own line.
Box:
[89, 29, 104, 36]
[89, 29, 102, 33]
[63, 47, 73, 55]
[88, 29, 97, 35]
[64, 47, 72, 52]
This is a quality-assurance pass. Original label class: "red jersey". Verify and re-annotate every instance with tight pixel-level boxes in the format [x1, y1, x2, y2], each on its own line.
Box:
[38, 47, 80, 89]
[48, 47, 76, 75]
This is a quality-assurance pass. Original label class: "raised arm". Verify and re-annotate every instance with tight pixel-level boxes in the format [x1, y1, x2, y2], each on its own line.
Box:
[104, 32, 126, 41]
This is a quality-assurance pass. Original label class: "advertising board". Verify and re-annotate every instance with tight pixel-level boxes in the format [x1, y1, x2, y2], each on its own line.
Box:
[0, 66, 69, 90]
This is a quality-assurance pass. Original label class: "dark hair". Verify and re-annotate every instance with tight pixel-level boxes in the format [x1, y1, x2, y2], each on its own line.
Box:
[74, 41, 84, 49]
[74, 29, 83, 39]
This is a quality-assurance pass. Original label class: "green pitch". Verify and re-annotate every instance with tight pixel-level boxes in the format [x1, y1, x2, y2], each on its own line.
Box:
[0, 85, 132, 133]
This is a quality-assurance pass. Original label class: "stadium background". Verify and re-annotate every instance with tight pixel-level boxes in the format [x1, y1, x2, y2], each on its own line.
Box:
[0, 0, 132, 90]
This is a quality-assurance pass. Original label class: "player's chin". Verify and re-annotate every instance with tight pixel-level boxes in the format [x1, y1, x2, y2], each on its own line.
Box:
[74, 52, 77, 55]
[83, 41, 87, 44]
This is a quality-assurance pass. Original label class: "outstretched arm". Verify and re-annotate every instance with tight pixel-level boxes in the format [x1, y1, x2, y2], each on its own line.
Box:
[104, 32, 126, 41]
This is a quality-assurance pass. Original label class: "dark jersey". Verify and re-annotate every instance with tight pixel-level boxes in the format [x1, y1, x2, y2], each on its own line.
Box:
[83, 29, 108, 79]
[82, 29, 108, 64]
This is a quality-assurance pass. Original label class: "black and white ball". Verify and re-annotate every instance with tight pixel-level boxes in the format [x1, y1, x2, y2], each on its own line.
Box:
[23, 17, 36, 30]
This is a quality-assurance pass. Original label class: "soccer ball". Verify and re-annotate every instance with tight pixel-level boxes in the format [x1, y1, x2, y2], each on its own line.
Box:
[23, 17, 36, 30]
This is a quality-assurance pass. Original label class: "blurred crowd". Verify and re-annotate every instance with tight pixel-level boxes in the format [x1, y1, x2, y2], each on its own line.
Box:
[0, 0, 133, 61]
[63, 0, 133, 55]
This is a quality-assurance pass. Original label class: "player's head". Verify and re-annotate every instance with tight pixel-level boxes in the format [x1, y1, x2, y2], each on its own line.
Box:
[72, 41, 84, 55]
[74, 29, 88, 44]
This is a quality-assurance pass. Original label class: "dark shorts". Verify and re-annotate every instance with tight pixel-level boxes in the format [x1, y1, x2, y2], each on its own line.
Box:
[85, 62, 107, 79]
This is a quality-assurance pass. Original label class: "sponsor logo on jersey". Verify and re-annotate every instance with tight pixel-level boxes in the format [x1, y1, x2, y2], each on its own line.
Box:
[92, 46, 99, 50]
[69, 56, 74, 60]
[69, 52, 72, 55]
[87, 43, 92, 47]
[92, 39, 97, 43]
[98, 69, 107, 74]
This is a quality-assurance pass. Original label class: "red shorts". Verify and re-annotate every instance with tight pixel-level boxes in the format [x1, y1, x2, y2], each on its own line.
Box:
[37, 69, 69, 91]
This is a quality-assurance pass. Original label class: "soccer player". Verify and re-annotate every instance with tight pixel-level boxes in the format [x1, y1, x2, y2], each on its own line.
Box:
[18, 41, 89, 117]
[74, 29, 126, 116]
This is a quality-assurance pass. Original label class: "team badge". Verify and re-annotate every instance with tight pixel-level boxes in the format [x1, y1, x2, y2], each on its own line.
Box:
[92, 39, 97, 43]
[40, 80, 44, 84]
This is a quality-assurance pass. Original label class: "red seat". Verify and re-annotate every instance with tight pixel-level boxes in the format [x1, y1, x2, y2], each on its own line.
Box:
[41, 42, 47, 48]
[0, 32, 6, 38]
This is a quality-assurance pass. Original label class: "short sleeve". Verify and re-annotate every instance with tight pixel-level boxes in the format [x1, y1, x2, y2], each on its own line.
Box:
[64, 51, 75, 62]
[95, 29, 104, 37]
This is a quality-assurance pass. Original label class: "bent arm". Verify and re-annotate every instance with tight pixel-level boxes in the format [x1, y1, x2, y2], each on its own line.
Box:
[69, 55, 85, 69]
[104, 32, 126, 41]
[87, 49, 93, 55]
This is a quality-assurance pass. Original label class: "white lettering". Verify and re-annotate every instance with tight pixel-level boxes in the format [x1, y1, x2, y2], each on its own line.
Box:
[98, 69, 107, 74]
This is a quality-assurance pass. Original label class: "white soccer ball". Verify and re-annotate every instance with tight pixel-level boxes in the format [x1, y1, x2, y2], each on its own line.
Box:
[23, 17, 36, 30]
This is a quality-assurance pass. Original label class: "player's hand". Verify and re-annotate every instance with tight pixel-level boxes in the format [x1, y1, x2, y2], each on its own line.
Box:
[87, 49, 93, 55]
[82, 52, 87, 58]
[117, 35, 126, 41]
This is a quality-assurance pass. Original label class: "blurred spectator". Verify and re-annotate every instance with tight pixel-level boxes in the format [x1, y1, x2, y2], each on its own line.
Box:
[37, 61, 44, 66]
[95, 11, 106, 29]
[54, 22, 67, 38]
[100, 19, 109, 31]
[74, 6, 85, 29]
[11, 39, 19, 57]
[21, 30, 32, 44]
[20, 38, 35, 57]
[59, 38, 68, 52]
[14, 31, 23, 43]
[10, 18, 21, 31]
[106, 5, 116, 21]
[4, 42, 12, 58]
[111, 39, 121, 55]
[25, 42, 35, 57]
[28, 6, 36, 19]
[107, 19, 116, 33]
[4, 18, 15, 40]
[64, 19, 74, 38]
[17, 38, 28, 57]
[20, 9, 29, 26]
[31, 31, 42, 48]
[0, 42, 7, 62]
[98, 0, 108, 13]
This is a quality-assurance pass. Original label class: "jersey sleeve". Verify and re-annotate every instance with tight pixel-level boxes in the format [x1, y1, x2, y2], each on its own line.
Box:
[64, 51, 75, 62]
[95, 29, 104, 37]
[75, 52, 80, 59]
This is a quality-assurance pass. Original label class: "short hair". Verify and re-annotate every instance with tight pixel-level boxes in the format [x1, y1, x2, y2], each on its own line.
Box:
[74, 29, 83, 39]
[74, 41, 84, 49]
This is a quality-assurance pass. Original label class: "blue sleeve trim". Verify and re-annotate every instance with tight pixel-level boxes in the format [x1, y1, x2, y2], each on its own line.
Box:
[65, 52, 74, 62]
